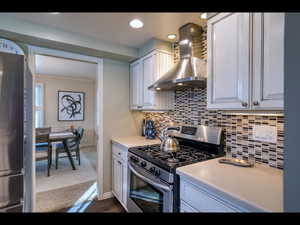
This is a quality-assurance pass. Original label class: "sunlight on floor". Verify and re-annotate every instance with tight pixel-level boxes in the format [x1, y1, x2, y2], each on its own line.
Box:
[67, 181, 98, 213]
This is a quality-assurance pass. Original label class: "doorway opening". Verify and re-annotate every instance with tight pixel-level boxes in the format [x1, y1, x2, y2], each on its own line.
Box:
[28, 46, 103, 212]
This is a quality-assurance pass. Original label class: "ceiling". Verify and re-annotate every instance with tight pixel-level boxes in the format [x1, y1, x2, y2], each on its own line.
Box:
[4, 13, 206, 48]
[35, 54, 97, 80]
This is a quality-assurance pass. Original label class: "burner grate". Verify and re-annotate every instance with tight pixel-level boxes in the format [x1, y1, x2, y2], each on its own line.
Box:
[139, 144, 216, 165]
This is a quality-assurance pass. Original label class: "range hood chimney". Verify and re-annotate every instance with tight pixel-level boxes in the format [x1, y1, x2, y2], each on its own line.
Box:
[148, 23, 207, 91]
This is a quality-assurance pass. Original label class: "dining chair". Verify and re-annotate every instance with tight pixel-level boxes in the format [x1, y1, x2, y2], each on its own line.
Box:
[55, 127, 84, 169]
[36, 127, 52, 177]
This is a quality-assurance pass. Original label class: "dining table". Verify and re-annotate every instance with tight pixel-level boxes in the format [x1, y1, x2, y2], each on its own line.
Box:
[37, 130, 77, 170]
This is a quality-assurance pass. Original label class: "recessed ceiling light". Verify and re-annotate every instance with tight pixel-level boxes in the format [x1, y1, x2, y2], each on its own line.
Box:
[177, 83, 183, 86]
[200, 13, 207, 19]
[50, 12, 60, 14]
[167, 34, 177, 40]
[129, 19, 144, 29]
[156, 87, 161, 91]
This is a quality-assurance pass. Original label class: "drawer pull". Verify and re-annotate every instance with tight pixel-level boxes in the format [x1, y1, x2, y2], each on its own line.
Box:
[241, 102, 248, 107]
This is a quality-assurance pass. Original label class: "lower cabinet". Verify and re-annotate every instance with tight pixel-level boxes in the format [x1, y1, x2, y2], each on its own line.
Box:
[112, 143, 128, 211]
[180, 179, 244, 212]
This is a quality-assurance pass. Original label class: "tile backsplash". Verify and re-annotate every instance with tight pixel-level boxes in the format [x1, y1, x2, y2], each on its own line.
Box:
[144, 88, 284, 169]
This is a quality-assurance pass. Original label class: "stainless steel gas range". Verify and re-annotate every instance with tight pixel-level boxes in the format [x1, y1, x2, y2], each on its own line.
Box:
[126, 124, 225, 213]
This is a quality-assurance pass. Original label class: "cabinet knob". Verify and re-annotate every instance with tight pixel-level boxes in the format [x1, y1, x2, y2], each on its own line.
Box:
[241, 102, 248, 107]
[253, 101, 260, 106]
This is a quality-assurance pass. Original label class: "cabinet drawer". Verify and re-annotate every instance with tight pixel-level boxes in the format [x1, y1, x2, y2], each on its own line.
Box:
[112, 143, 127, 161]
[180, 180, 238, 212]
[180, 200, 198, 212]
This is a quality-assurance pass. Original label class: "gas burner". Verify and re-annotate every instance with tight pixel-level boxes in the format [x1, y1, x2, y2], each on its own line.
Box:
[167, 158, 179, 163]
[133, 143, 220, 166]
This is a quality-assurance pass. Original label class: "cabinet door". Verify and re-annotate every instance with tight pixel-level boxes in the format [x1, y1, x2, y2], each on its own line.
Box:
[142, 54, 155, 108]
[252, 13, 284, 109]
[130, 61, 143, 109]
[152, 51, 174, 110]
[142, 51, 174, 111]
[121, 161, 128, 207]
[207, 13, 251, 110]
[112, 156, 123, 201]
[180, 201, 199, 212]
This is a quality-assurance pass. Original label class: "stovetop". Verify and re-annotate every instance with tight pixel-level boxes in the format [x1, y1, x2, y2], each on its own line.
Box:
[128, 141, 224, 173]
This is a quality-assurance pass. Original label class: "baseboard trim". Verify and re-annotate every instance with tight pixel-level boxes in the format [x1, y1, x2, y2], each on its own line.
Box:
[100, 191, 113, 200]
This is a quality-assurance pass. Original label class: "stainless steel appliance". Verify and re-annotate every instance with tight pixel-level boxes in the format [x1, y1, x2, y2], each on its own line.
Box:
[0, 40, 32, 212]
[148, 23, 207, 91]
[127, 124, 224, 212]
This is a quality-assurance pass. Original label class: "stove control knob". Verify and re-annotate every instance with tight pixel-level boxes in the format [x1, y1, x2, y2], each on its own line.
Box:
[130, 156, 139, 163]
[141, 161, 147, 167]
[150, 167, 156, 174]
[154, 169, 160, 176]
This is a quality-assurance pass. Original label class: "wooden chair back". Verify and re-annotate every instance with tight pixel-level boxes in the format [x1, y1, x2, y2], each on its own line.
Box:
[64, 137, 79, 152]
[36, 127, 51, 144]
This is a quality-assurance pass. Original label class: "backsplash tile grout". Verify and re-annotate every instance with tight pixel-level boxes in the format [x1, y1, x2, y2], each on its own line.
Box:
[144, 88, 284, 169]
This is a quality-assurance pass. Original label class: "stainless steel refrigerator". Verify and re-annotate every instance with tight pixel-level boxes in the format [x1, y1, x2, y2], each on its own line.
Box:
[0, 51, 33, 212]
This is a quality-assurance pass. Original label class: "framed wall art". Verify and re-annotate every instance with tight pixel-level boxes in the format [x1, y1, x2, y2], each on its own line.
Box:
[58, 91, 85, 121]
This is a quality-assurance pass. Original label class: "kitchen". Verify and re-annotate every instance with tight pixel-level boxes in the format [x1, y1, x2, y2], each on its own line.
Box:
[111, 13, 284, 212]
[0, 12, 298, 213]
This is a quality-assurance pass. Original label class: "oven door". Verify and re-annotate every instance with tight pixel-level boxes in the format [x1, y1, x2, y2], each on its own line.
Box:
[127, 162, 173, 212]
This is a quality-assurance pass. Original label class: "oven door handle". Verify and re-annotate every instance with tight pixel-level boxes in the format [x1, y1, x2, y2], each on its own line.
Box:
[128, 163, 172, 192]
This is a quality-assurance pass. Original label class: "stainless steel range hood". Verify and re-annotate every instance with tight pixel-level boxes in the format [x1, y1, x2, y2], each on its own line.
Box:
[148, 23, 207, 91]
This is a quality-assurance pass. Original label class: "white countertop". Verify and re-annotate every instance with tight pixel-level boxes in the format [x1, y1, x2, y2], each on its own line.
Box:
[111, 135, 161, 149]
[176, 157, 283, 212]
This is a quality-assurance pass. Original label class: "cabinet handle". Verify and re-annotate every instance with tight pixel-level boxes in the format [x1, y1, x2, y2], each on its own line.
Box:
[241, 102, 248, 107]
[253, 101, 260, 106]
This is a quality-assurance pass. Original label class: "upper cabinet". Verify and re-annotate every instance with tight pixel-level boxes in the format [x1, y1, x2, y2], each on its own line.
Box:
[252, 13, 284, 109]
[207, 13, 284, 110]
[207, 13, 250, 110]
[130, 50, 174, 111]
[130, 60, 143, 109]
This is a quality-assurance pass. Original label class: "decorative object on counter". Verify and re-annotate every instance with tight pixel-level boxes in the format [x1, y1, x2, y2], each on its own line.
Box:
[218, 158, 254, 167]
[144, 120, 156, 139]
[143, 87, 284, 169]
[141, 119, 146, 136]
[58, 91, 85, 121]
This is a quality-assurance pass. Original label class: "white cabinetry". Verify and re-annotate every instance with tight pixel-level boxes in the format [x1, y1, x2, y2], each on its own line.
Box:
[252, 13, 284, 109]
[130, 60, 143, 110]
[111, 143, 128, 210]
[207, 13, 250, 110]
[207, 13, 284, 110]
[130, 50, 174, 111]
[180, 178, 244, 212]
[112, 155, 123, 200]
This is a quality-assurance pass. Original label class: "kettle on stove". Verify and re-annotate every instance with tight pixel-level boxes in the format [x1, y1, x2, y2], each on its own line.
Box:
[159, 125, 180, 153]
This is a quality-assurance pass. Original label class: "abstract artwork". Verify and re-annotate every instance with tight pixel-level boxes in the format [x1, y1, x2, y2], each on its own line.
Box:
[58, 91, 85, 121]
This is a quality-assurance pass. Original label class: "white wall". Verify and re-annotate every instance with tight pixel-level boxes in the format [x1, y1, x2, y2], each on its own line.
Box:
[102, 59, 142, 193]
[35, 74, 96, 147]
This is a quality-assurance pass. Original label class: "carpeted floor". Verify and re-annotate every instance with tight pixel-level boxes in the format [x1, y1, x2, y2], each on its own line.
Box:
[36, 146, 98, 212]
[36, 147, 97, 193]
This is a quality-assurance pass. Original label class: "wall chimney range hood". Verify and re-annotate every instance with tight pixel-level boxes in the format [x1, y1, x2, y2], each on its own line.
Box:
[148, 23, 207, 91]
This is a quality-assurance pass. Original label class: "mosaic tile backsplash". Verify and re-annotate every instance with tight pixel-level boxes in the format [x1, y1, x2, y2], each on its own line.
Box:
[144, 88, 284, 169]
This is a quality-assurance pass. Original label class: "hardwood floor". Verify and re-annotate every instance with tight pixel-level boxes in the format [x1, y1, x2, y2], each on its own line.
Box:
[56, 197, 126, 213]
